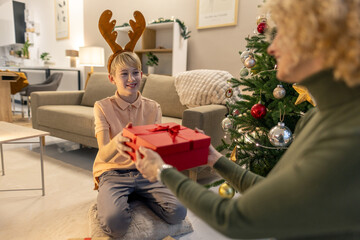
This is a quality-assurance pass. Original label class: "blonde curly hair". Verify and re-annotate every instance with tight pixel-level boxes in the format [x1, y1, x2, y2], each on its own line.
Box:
[262, 0, 360, 87]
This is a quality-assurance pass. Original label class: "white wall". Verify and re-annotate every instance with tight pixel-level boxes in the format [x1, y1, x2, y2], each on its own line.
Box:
[83, 0, 263, 78]
[0, 0, 86, 91]
[26, 0, 84, 68]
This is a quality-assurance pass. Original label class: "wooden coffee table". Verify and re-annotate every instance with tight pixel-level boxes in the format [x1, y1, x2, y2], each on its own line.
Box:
[0, 121, 49, 196]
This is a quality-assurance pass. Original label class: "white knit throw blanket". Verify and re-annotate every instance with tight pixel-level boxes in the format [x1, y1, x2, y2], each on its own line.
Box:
[174, 69, 241, 107]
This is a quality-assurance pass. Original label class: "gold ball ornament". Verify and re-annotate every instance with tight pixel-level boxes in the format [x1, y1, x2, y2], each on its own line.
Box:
[273, 84, 286, 99]
[219, 182, 235, 198]
[240, 50, 254, 64]
[244, 56, 256, 68]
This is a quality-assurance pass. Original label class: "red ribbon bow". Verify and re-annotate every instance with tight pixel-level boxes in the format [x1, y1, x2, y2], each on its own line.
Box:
[148, 124, 181, 142]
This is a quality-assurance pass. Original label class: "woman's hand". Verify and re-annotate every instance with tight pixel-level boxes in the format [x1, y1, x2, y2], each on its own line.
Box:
[195, 128, 223, 167]
[207, 144, 223, 167]
[135, 146, 165, 182]
[115, 123, 133, 158]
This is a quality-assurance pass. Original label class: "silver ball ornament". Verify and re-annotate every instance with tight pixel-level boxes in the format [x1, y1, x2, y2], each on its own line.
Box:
[221, 117, 233, 132]
[244, 56, 256, 68]
[240, 50, 254, 63]
[240, 67, 249, 77]
[273, 85, 286, 99]
[268, 122, 293, 147]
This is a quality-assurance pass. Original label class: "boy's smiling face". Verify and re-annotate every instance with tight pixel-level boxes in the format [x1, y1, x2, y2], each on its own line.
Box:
[109, 66, 142, 101]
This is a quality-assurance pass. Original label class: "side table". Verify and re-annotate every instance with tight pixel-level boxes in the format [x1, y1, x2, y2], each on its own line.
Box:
[0, 71, 19, 122]
[0, 121, 49, 196]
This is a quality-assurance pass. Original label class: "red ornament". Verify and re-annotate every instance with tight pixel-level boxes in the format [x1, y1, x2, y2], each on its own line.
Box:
[257, 22, 267, 34]
[251, 103, 267, 119]
[225, 88, 233, 98]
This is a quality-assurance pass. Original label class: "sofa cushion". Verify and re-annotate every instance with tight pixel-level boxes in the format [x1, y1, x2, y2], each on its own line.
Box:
[142, 74, 187, 118]
[161, 116, 182, 125]
[81, 72, 116, 107]
[37, 105, 95, 137]
[139, 74, 147, 93]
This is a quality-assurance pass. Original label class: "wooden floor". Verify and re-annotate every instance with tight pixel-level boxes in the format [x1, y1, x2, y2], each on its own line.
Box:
[11, 114, 32, 128]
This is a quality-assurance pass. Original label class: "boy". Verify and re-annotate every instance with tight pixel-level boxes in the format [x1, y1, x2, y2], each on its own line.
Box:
[92, 51, 187, 238]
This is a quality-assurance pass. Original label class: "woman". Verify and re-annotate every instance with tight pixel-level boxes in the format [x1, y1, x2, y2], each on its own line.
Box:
[135, 0, 360, 239]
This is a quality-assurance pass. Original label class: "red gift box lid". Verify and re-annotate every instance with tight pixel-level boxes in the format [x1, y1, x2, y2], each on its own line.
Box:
[123, 123, 210, 156]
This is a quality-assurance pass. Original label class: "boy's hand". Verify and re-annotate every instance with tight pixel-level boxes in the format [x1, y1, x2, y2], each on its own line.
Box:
[115, 133, 132, 158]
[135, 146, 165, 182]
[116, 122, 133, 158]
[195, 127, 222, 167]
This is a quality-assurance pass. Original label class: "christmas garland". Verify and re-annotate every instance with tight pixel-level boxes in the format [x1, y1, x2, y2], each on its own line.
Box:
[175, 19, 191, 39]
[117, 23, 129, 28]
[116, 17, 191, 40]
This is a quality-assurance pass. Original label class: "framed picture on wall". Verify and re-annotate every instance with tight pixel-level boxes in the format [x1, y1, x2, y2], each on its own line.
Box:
[55, 0, 69, 40]
[197, 0, 238, 29]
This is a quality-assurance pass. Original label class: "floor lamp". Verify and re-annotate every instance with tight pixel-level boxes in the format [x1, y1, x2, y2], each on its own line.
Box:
[79, 46, 105, 89]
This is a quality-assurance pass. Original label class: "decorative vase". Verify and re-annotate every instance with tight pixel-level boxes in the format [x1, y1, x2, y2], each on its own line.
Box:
[148, 66, 155, 74]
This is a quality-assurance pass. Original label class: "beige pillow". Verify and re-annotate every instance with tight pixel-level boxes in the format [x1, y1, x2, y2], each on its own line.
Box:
[81, 72, 116, 107]
[142, 74, 187, 118]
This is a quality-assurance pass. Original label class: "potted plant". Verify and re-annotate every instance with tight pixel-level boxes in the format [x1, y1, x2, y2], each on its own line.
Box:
[146, 52, 159, 74]
[22, 40, 31, 59]
[40, 52, 51, 63]
[15, 50, 22, 58]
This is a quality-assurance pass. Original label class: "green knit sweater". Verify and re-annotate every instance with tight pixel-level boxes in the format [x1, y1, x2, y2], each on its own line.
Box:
[161, 69, 360, 239]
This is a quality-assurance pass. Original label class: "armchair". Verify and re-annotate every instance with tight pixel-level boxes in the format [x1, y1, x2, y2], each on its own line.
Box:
[20, 72, 63, 117]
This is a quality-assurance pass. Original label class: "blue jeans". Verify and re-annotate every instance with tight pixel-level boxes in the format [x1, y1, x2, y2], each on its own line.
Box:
[97, 169, 187, 238]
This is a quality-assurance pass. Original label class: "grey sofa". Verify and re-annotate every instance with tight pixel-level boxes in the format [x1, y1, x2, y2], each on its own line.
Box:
[31, 72, 228, 149]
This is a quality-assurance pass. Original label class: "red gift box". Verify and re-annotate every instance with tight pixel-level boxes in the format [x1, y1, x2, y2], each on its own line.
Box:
[123, 122, 211, 171]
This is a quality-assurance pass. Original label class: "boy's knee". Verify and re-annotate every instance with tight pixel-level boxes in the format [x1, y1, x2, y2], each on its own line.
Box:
[99, 209, 131, 238]
[162, 203, 187, 224]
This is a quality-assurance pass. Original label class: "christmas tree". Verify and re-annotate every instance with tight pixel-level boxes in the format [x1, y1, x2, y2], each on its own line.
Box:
[217, 17, 314, 184]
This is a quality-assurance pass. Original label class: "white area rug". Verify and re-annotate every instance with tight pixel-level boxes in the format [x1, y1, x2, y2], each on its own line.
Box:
[89, 202, 193, 240]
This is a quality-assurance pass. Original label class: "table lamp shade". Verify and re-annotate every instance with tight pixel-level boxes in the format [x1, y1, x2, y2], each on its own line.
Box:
[65, 50, 79, 68]
[79, 47, 105, 67]
[65, 50, 79, 57]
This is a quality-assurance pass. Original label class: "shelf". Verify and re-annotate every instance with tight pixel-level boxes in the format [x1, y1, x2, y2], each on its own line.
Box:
[115, 20, 187, 75]
[146, 22, 174, 30]
[115, 22, 174, 32]
[135, 49, 172, 53]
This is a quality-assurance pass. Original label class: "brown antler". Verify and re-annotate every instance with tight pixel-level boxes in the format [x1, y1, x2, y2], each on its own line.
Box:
[124, 11, 146, 51]
[98, 10, 146, 72]
[98, 10, 123, 53]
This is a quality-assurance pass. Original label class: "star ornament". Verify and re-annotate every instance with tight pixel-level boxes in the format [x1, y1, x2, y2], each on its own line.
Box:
[230, 147, 237, 162]
[292, 84, 316, 107]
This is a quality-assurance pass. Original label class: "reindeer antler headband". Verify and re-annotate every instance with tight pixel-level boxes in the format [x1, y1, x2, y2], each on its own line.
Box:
[98, 10, 146, 73]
